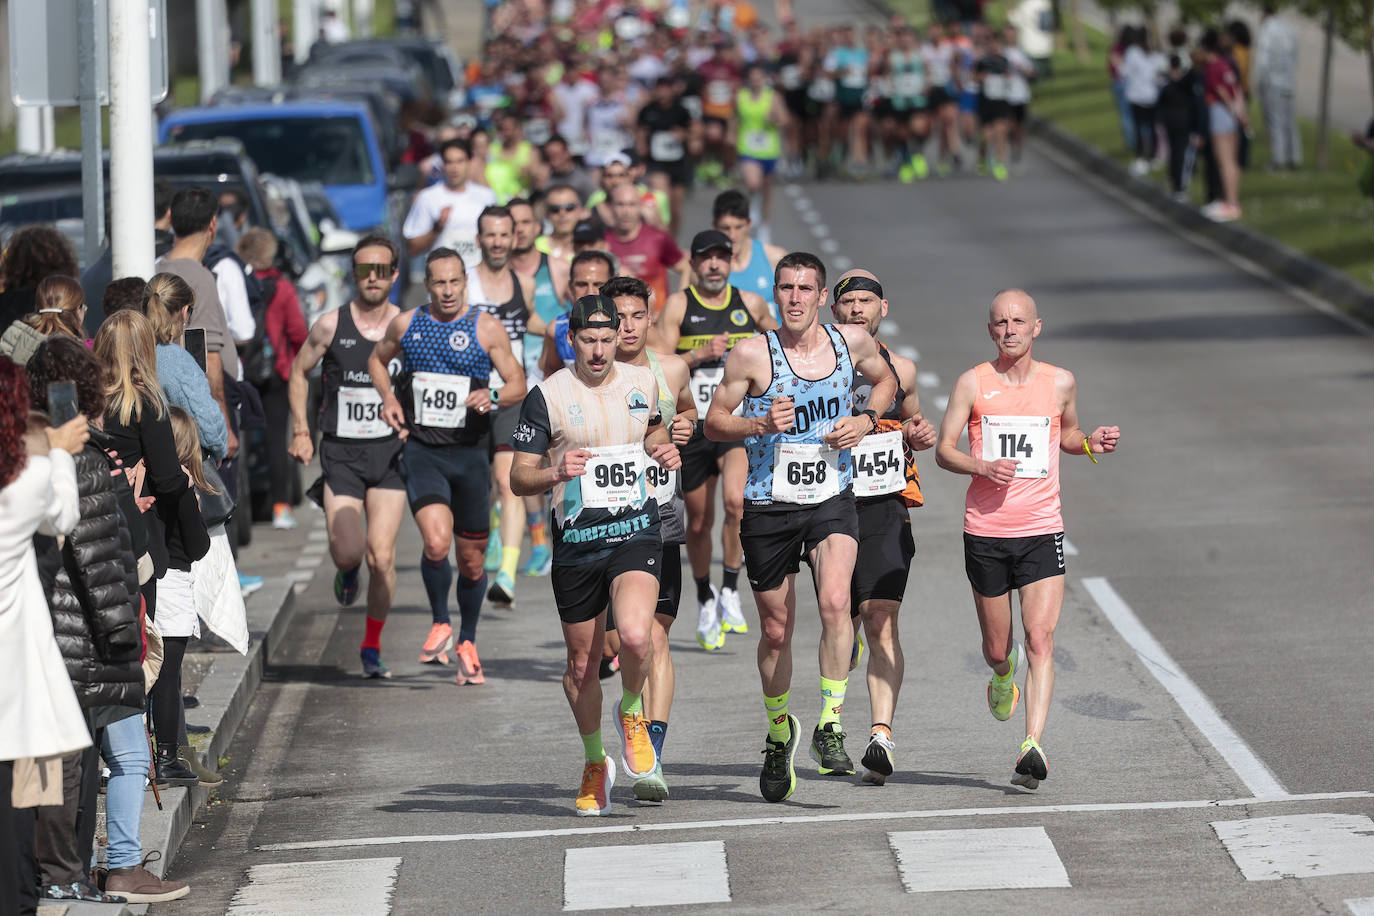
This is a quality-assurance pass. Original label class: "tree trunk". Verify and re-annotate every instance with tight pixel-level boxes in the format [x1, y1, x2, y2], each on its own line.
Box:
[1070, 0, 1088, 63]
[1365, 0, 1374, 113]
[1316, 2, 1334, 169]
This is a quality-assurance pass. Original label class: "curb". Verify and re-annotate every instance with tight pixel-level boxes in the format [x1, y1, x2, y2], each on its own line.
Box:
[1028, 116, 1374, 325]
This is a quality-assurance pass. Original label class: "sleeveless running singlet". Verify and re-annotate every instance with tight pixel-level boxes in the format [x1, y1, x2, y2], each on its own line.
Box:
[646, 350, 685, 545]
[524, 253, 566, 383]
[736, 88, 781, 160]
[965, 361, 1063, 537]
[742, 326, 855, 508]
[676, 285, 758, 419]
[552, 312, 575, 369]
[729, 239, 777, 320]
[467, 266, 529, 389]
[397, 306, 492, 448]
[853, 341, 922, 507]
[321, 304, 397, 441]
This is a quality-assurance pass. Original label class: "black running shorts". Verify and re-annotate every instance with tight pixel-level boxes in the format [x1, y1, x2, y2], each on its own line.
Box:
[607, 542, 682, 631]
[489, 403, 520, 456]
[320, 437, 405, 501]
[553, 538, 663, 625]
[851, 496, 916, 608]
[963, 531, 1065, 598]
[679, 432, 743, 493]
[740, 491, 858, 593]
[401, 439, 491, 538]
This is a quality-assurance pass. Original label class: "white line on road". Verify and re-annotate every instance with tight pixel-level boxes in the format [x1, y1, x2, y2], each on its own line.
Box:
[564, 841, 730, 910]
[809, 223, 829, 238]
[226, 857, 401, 915]
[1212, 813, 1374, 881]
[793, 197, 813, 212]
[294, 557, 321, 570]
[1346, 898, 1374, 916]
[286, 569, 314, 581]
[889, 827, 1070, 892]
[916, 371, 940, 388]
[1062, 537, 1079, 557]
[834, 256, 853, 270]
[820, 238, 840, 254]
[256, 791, 1372, 852]
[934, 395, 949, 411]
[895, 344, 919, 362]
[880, 320, 901, 336]
[784, 184, 802, 197]
[1082, 577, 1288, 798]
[308, 529, 328, 542]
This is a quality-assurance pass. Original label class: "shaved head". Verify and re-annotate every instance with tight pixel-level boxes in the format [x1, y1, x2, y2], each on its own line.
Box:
[837, 267, 879, 286]
[830, 267, 887, 336]
[990, 287, 1038, 322]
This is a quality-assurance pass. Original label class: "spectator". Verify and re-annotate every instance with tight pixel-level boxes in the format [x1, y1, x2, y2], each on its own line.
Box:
[103, 277, 149, 318]
[153, 179, 177, 259]
[143, 272, 229, 462]
[236, 227, 307, 531]
[1157, 53, 1207, 198]
[0, 226, 78, 331]
[1108, 26, 1138, 154]
[1254, 4, 1301, 170]
[1353, 119, 1374, 196]
[1120, 27, 1163, 177]
[24, 275, 88, 342]
[1200, 28, 1245, 221]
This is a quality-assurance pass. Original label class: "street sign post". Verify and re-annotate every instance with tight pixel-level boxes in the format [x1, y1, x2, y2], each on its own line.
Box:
[8, 0, 168, 107]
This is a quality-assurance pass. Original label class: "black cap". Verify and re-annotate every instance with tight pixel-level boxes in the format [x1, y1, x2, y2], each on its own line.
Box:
[573, 220, 605, 245]
[690, 229, 732, 257]
[568, 294, 621, 330]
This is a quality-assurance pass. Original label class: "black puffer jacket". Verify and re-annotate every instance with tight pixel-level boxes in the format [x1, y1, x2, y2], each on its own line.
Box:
[38, 444, 145, 710]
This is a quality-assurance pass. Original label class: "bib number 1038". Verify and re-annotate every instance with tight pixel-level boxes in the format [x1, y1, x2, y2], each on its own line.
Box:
[981, 414, 1051, 479]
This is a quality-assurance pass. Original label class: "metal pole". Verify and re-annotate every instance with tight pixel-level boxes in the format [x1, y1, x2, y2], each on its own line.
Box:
[293, 0, 315, 64]
[16, 106, 41, 154]
[78, 0, 106, 264]
[109, 0, 155, 279]
[40, 106, 56, 152]
[353, 0, 373, 38]
[251, 0, 281, 85]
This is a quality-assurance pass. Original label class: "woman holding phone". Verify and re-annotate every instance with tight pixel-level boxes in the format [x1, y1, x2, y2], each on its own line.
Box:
[142, 273, 227, 463]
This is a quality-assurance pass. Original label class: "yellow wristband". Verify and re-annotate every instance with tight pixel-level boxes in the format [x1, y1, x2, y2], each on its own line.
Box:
[1083, 436, 1098, 463]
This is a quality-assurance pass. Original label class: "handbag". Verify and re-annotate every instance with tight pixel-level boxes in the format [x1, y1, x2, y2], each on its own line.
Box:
[198, 459, 236, 528]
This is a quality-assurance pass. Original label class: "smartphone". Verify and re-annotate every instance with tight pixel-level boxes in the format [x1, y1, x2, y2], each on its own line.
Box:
[47, 380, 79, 427]
[184, 327, 207, 373]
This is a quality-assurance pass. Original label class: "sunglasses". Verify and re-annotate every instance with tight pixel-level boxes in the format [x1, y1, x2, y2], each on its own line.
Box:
[547, 203, 579, 213]
[354, 262, 394, 279]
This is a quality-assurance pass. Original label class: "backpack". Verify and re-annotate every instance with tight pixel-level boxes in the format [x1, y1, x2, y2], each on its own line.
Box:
[205, 245, 278, 387]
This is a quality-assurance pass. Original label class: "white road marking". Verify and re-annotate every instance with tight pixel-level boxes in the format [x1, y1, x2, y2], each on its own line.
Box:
[793, 197, 813, 211]
[294, 556, 321, 570]
[820, 238, 840, 254]
[833, 256, 853, 270]
[226, 856, 401, 915]
[286, 569, 314, 581]
[1346, 898, 1374, 915]
[916, 371, 940, 388]
[563, 840, 729, 911]
[784, 184, 802, 197]
[895, 344, 919, 362]
[1212, 813, 1374, 881]
[256, 791, 1372, 852]
[809, 223, 829, 238]
[1062, 537, 1079, 556]
[889, 827, 1070, 892]
[308, 529, 328, 542]
[934, 395, 949, 411]
[302, 542, 327, 556]
[879, 320, 901, 336]
[1082, 577, 1288, 799]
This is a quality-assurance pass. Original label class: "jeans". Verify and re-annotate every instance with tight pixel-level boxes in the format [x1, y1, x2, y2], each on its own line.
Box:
[1130, 103, 1157, 160]
[101, 714, 149, 870]
[1111, 80, 1137, 151]
[1260, 83, 1301, 167]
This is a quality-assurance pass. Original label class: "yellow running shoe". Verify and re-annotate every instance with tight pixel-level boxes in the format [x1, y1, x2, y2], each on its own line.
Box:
[1012, 736, 1048, 789]
[987, 641, 1023, 721]
[575, 756, 615, 816]
[615, 708, 658, 779]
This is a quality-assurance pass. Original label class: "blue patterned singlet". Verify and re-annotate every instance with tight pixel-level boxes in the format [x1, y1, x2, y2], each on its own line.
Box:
[397, 305, 492, 447]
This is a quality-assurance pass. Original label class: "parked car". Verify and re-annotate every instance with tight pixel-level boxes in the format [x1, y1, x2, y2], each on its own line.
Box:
[308, 36, 464, 112]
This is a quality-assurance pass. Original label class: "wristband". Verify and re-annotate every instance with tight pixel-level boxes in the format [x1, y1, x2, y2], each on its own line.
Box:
[490, 388, 500, 404]
[1083, 436, 1098, 463]
[861, 409, 878, 433]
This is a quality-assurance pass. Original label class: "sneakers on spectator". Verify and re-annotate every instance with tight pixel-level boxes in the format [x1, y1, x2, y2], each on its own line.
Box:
[238, 573, 264, 597]
[105, 852, 190, 903]
[271, 503, 297, 530]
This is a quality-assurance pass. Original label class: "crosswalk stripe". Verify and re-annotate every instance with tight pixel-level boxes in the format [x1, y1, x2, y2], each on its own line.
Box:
[225, 857, 401, 915]
[888, 827, 1070, 893]
[563, 840, 730, 911]
[1346, 898, 1374, 915]
[1212, 813, 1374, 881]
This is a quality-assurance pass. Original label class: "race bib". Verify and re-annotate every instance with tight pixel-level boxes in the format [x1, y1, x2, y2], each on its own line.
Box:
[690, 366, 744, 418]
[592, 131, 625, 158]
[809, 76, 836, 102]
[894, 72, 924, 97]
[851, 430, 904, 497]
[743, 130, 773, 153]
[842, 63, 867, 89]
[525, 117, 552, 146]
[650, 130, 684, 162]
[644, 457, 676, 504]
[681, 95, 703, 121]
[983, 74, 1008, 100]
[780, 64, 803, 90]
[489, 337, 524, 389]
[707, 80, 733, 105]
[336, 386, 389, 439]
[447, 236, 479, 267]
[981, 415, 1051, 479]
[412, 372, 471, 428]
[582, 443, 645, 509]
[772, 442, 841, 504]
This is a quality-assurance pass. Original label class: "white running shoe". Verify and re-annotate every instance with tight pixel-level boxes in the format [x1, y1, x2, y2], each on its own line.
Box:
[718, 587, 748, 634]
[696, 586, 724, 650]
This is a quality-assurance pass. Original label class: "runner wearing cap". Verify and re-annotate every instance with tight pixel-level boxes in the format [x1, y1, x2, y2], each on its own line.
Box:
[704, 251, 896, 802]
[540, 249, 615, 380]
[653, 230, 776, 651]
[510, 294, 683, 815]
[830, 269, 937, 785]
[572, 220, 608, 255]
[368, 247, 526, 686]
[935, 288, 1120, 788]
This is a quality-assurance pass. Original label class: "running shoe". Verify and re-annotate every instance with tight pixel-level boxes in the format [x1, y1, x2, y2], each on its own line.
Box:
[521, 543, 552, 577]
[861, 730, 896, 785]
[849, 625, 865, 672]
[1012, 735, 1048, 789]
[598, 655, 620, 679]
[333, 568, 359, 606]
[718, 587, 748, 634]
[487, 571, 516, 606]
[810, 722, 855, 776]
[419, 622, 452, 665]
[759, 713, 800, 802]
[987, 640, 1023, 721]
[615, 707, 658, 779]
[899, 163, 916, 184]
[696, 586, 724, 650]
[484, 527, 502, 572]
[239, 573, 265, 597]
[575, 756, 615, 816]
[271, 504, 297, 530]
[454, 640, 485, 685]
[632, 760, 669, 803]
[360, 647, 391, 679]
[992, 162, 1009, 182]
[910, 153, 930, 179]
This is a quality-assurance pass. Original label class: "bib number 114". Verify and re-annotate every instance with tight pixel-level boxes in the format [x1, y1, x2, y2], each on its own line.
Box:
[981, 415, 1051, 479]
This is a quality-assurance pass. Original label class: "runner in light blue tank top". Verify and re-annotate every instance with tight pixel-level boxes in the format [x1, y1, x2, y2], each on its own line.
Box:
[524, 253, 567, 381]
[730, 238, 777, 319]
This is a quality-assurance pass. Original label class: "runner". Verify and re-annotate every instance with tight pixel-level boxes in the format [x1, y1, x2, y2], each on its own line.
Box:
[976, 28, 1014, 181]
[714, 190, 787, 322]
[823, 25, 872, 178]
[922, 22, 962, 175]
[934, 288, 1120, 789]
[603, 183, 689, 313]
[534, 183, 584, 263]
[704, 251, 896, 802]
[287, 236, 407, 678]
[487, 110, 540, 203]
[734, 62, 787, 234]
[368, 248, 527, 686]
[829, 269, 937, 785]
[887, 27, 933, 183]
[509, 294, 683, 815]
[587, 152, 665, 233]
[463, 206, 539, 605]
[402, 138, 499, 276]
[652, 230, 776, 651]
[696, 37, 742, 186]
[606, 275, 697, 798]
[540, 249, 615, 379]
[636, 77, 693, 239]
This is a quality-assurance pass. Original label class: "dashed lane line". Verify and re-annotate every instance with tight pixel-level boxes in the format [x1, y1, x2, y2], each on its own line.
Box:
[563, 841, 730, 910]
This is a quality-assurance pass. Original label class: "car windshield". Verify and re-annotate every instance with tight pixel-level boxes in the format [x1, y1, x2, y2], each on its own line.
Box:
[167, 116, 374, 186]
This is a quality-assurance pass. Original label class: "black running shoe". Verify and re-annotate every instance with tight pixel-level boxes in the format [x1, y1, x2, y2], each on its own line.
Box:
[809, 723, 855, 776]
[860, 731, 895, 786]
[759, 714, 800, 802]
[1012, 736, 1048, 789]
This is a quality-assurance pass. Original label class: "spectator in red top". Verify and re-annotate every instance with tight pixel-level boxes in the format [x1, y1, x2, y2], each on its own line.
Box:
[236, 228, 307, 530]
[603, 182, 689, 314]
[1200, 28, 1245, 222]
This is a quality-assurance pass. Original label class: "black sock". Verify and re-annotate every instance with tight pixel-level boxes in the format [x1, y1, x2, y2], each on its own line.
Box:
[694, 575, 713, 604]
[721, 566, 739, 592]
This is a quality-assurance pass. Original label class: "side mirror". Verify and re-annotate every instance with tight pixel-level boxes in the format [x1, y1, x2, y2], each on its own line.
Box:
[388, 163, 420, 192]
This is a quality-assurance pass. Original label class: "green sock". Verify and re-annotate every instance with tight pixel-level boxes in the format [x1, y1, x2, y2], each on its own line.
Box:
[581, 730, 605, 762]
[764, 691, 791, 742]
[620, 687, 643, 717]
[500, 545, 520, 579]
[819, 676, 847, 727]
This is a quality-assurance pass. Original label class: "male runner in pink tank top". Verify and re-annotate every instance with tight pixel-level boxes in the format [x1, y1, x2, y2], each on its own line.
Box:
[936, 288, 1121, 789]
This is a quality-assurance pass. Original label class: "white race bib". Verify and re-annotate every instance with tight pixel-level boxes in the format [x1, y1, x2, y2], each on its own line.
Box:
[707, 80, 733, 105]
[650, 131, 684, 162]
[489, 337, 523, 389]
[772, 442, 841, 504]
[412, 372, 471, 428]
[645, 458, 676, 505]
[592, 131, 625, 157]
[809, 76, 836, 102]
[894, 72, 924, 97]
[981, 414, 1051, 478]
[842, 63, 867, 89]
[525, 117, 552, 146]
[851, 430, 904, 497]
[691, 366, 724, 415]
[582, 443, 645, 509]
[983, 73, 1008, 100]
[336, 386, 389, 439]
[743, 130, 773, 153]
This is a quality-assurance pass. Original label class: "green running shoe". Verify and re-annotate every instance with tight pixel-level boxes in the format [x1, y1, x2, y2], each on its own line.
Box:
[632, 761, 669, 803]
[899, 163, 915, 184]
[760, 714, 800, 802]
[910, 154, 930, 179]
[987, 641, 1023, 721]
[810, 722, 855, 776]
[1012, 735, 1048, 789]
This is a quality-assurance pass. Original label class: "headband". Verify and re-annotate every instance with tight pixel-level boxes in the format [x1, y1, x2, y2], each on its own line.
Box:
[833, 275, 884, 301]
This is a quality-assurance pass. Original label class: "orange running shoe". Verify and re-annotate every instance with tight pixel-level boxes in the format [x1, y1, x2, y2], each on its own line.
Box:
[575, 756, 615, 816]
[614, 707, 657, 778]
[419, 622, 452, 664]
[455, 640, 485, 685]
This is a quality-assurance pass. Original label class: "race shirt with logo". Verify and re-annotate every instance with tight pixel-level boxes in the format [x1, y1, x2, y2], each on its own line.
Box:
[699, 58, 741, 121]
[645, 351, 686, 546]
[523, 254, 567, 384]
[852, 341, 922, 507]
[585, 96, 634, 167]
[604, 223, 684, 314]
[736, 87, 781, 160]
[320, 303, 397, 442]
[466, 266, 530, 391]
[977, 52, 1012, 101]
[396, 305, 492, 448]
[922, 40, 956, 91]
[888, 49, 927, 111]
[825, 45, 870, 107]
[1005, 46, 1034, 105]
[742, 325, 855, 509]
[676, 285, 758, 421]
[638, 99, 692, 167]
[964, 360, 1063, 537]
[511, 362, 663, 564]
[401, 181, 499, 270]
[728, 239, 777, 322]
